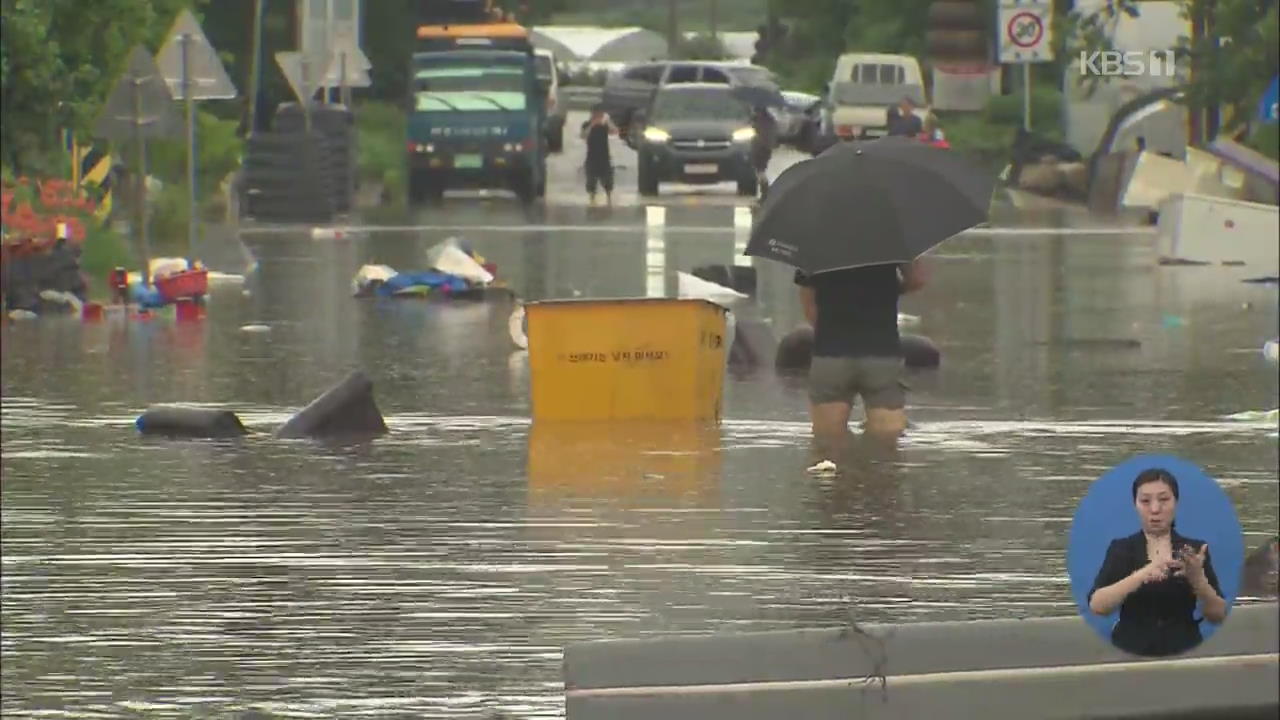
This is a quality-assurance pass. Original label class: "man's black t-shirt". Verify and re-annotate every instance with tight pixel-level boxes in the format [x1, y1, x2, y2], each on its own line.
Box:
[888, 112, 923, 137]
[795, 265, 902, 358]
[582, 120, 611, 170]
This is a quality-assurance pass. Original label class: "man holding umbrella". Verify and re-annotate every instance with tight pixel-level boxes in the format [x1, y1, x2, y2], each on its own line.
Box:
[794, 256, 928, 448]
[745, 137, 995, 467]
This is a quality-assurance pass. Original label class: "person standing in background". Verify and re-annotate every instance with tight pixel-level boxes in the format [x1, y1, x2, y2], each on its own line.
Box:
[580, 104, 616, 206]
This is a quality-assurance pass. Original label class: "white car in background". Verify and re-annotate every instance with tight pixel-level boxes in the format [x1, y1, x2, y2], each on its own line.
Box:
[774, 91, 822, 148]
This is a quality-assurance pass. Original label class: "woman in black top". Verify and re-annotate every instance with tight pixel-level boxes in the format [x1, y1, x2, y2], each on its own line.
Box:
[1088, 468, 1228, 656]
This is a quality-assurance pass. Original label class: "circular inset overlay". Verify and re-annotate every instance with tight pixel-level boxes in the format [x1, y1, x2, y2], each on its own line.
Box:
[1067, 454, 1244, 655]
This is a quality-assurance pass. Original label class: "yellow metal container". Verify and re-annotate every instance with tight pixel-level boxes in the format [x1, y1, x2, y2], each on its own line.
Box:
[525, 298, 728, 422]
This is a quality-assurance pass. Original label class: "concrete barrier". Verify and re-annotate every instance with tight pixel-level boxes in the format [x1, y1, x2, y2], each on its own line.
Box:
[565, 603, 1279, 719]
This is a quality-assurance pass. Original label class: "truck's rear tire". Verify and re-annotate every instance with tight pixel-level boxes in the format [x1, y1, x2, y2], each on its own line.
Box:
[737, 174, 759, 197]
[547, 124, 564, 153]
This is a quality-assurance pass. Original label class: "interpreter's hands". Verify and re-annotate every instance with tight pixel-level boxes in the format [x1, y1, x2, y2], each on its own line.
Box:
[1137, 558, 1180, 585]
[1179, 543, 1210, 585]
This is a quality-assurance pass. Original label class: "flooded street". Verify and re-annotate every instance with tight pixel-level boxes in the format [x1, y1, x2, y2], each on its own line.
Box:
[3, 140, 1278, 718]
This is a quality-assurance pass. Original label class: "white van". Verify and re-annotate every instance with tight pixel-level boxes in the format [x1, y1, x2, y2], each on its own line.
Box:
[823, 53, 929, 140]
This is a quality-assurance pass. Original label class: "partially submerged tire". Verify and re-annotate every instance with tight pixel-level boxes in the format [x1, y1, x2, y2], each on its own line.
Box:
[774, 327, 942, 374]
[737, 174, 759, 197]
[136, 406, 248, 439]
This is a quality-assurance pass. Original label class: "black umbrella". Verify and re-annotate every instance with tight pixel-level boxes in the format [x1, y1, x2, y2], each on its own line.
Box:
[745, 137, 995, 275]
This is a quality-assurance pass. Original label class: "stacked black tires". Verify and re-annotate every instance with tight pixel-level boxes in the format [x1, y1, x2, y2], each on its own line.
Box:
[242, 102, 356, 223]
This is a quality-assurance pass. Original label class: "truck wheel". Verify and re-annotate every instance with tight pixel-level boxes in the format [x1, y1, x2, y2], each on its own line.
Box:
[737, 174, 759, 197]
[547, 124, 564, 153]
[638, 158, 659, 196]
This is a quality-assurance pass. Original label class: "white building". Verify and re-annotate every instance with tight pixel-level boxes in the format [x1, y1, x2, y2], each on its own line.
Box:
[1062, 0, 1189, 155]
[530, 26, 669, 71]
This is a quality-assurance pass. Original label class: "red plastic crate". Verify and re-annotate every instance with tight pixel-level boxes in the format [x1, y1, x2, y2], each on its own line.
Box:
[155, 269, 208, 302]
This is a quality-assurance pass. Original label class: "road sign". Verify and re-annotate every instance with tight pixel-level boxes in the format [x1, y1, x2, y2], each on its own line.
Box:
[93, 46, 181, 140]
[319, 41, 373, 88]
[998, 0, 1054, 64]
[155, 9, 238, 100]
[276, 51, 324, 105]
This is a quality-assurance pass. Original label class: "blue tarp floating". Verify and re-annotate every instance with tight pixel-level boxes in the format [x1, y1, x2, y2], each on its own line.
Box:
[375, 271, 471, 297]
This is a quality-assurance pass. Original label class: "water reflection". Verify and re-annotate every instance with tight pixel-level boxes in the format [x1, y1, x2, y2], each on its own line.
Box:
[526, 421, 722, 508]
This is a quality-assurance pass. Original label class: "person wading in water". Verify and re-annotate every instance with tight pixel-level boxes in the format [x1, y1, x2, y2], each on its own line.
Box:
[580, 105, 617, 206]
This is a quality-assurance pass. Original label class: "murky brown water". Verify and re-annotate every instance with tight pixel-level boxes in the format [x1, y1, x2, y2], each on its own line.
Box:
[3, 195, 1278, 717]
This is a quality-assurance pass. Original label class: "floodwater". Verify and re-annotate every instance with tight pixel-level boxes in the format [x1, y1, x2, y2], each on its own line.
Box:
[3, 145, 1279, 718]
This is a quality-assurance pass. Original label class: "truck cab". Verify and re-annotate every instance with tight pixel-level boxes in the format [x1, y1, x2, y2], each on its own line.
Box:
[407, 23, 547, 204]
[821, 53, 928, 141]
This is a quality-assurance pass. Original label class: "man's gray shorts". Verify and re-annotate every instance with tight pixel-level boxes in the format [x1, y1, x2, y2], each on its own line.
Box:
[808, 355, 906, 409]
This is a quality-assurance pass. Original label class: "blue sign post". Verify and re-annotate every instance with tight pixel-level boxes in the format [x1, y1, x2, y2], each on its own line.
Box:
[1259, 75, 1279, 124]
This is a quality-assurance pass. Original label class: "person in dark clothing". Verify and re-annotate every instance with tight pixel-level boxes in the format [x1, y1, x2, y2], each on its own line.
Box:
[750, 105, 778, 197]
[887, 97, 923, 137]
[1088, 469, 1228, 657]
[580, 105, 616, 205]
[795, 259, 928, 466]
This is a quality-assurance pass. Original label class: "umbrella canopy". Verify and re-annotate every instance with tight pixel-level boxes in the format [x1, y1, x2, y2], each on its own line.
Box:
[745, 137, 994, 275]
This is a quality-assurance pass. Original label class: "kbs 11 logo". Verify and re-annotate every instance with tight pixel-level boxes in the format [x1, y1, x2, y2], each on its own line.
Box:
[1079, 50, 1178, 77]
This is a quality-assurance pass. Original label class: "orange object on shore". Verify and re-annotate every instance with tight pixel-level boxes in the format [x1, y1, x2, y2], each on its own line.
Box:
[155, 268, 208, 303]
[82, 302, 104, 322]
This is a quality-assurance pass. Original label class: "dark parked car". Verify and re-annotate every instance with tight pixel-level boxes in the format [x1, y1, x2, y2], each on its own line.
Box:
[633, 83, 759, 197]
[602, 61, 783, 147]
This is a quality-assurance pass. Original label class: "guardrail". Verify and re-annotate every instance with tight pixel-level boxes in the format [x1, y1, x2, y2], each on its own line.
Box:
[565, 602, 1280, 719]
[562, 85, 604, 111]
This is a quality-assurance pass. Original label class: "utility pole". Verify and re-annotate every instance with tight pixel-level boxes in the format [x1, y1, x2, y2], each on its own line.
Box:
[709, 0, 718, 40]
[667, 0, 679, 56]
[1189, 0, 1205, 146]
[247, 0, 266, 137]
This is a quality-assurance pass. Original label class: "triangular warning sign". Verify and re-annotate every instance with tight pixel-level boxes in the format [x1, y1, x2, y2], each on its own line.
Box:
[156, 9, 238, 100]
[319, 41, 373, 88]
[276, 51, 324, 105]
[92, 45, 181, 141]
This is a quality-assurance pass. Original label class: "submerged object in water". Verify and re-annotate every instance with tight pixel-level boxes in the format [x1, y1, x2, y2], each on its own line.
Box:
[1241, 537, 1280, 598]
[775, 326, 941, 374]
[275, 370, 388, 439]
[136, 406, 248, 438]
[728, 316, 777, 370]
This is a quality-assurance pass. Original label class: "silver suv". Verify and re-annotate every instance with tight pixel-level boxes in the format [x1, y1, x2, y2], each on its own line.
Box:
[602, 61, 782, 147]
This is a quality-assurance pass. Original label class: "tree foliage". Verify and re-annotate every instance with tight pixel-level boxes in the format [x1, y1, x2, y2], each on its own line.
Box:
[0, 0, 205, 173]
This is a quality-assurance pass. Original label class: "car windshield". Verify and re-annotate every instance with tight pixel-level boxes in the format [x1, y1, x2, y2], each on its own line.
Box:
[412, 61, 528, 111]
[650, 89, 749, 122]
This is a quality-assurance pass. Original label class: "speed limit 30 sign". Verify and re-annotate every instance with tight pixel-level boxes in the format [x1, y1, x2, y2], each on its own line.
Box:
[998, 0, 1054, 64]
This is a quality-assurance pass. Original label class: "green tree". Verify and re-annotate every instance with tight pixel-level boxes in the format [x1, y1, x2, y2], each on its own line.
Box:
[0, 0, 204, 174]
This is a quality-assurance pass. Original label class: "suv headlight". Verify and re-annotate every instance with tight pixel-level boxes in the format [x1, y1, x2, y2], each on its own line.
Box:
[643, 127, 671, 143]
[732, 127, 756, 142]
